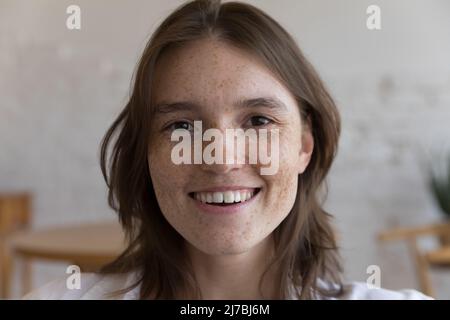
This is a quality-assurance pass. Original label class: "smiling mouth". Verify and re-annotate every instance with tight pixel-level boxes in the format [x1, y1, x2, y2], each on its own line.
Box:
[188, 188, 261, 206]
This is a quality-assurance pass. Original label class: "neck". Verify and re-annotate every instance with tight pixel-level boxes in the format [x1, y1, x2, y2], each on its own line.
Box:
[184, 236, 279, 299]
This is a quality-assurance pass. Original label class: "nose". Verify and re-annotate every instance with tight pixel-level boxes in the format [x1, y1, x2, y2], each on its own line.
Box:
[198, 125, 246, 175]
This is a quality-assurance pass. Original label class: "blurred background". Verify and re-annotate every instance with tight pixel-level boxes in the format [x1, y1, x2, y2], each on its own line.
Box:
[1, 0, 450, 299]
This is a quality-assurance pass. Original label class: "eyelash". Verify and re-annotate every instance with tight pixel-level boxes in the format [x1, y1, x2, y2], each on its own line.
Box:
[244, 115, 274, 128]
[163, 115, 275, 133]
[164, 121, 195, 133]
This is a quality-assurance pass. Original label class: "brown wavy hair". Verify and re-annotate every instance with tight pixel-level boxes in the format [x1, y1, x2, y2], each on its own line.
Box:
[100, 0, 343, 299]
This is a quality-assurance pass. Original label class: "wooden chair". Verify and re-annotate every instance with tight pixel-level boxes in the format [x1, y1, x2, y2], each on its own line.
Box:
[0, 193, 32, 299]
[378, 221, 450, 297]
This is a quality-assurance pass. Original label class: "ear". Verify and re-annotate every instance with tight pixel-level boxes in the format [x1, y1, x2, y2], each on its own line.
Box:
[298, 118, 314, 174]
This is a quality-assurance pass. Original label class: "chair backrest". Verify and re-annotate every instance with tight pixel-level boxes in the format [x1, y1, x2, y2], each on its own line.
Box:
[0, 193, 31, 235]
[377, 222, 450, 298]
[378, 222, 450, 243]
[0, 193, 32, 298]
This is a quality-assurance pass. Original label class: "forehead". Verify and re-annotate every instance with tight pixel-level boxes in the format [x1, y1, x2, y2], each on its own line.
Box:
[152, 39, 295, 106]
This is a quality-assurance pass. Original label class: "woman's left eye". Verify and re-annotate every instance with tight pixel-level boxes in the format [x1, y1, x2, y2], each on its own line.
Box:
[246, 116, 273, 127]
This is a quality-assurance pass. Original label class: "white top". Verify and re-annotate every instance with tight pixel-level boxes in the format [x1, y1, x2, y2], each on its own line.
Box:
[23, 272, 433, 300]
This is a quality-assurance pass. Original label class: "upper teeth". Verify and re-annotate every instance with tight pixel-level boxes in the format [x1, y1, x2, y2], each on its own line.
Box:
[194, 190, 255, 204]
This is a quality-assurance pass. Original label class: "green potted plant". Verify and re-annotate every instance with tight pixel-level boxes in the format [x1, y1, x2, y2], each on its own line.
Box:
[429, 153, 450, 245]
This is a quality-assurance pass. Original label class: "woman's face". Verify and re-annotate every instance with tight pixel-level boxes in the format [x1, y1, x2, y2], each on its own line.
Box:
[148, 39, 313, 255]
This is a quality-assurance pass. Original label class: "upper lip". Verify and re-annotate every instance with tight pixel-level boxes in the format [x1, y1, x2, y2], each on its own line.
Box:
[189, 186, 261, 193]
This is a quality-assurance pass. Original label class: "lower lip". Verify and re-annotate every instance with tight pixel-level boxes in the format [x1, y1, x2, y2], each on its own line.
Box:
[191, 190, 260, 215]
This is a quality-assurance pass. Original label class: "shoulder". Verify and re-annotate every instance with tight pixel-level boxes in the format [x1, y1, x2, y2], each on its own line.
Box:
[22, 272, 141, 300]
[319, 281, 434, 300]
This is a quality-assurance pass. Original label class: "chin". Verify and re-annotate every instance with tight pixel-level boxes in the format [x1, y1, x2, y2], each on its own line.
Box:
[191, 238, 257, 256]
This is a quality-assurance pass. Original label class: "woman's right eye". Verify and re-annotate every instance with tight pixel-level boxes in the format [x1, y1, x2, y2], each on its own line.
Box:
[167, 121, 194, 132]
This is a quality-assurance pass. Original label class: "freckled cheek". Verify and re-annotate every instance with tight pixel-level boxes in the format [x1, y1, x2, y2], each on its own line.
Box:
[264, 166, 297, 198]
[149, 159, 193, 223]
[261, 139, 299, 203]
[148, 143, 188, 192]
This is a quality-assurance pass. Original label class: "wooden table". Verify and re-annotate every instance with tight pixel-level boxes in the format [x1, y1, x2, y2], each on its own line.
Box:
[9, 221, 126, 296]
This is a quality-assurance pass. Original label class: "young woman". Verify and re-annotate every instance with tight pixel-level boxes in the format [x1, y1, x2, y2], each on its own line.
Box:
[26, 0, 431, 300]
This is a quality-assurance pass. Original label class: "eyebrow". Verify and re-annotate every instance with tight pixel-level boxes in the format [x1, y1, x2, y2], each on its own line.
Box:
[154, 97, 288, 114]
[235, 97, 288, 111]
[154, 101, 199, 114]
